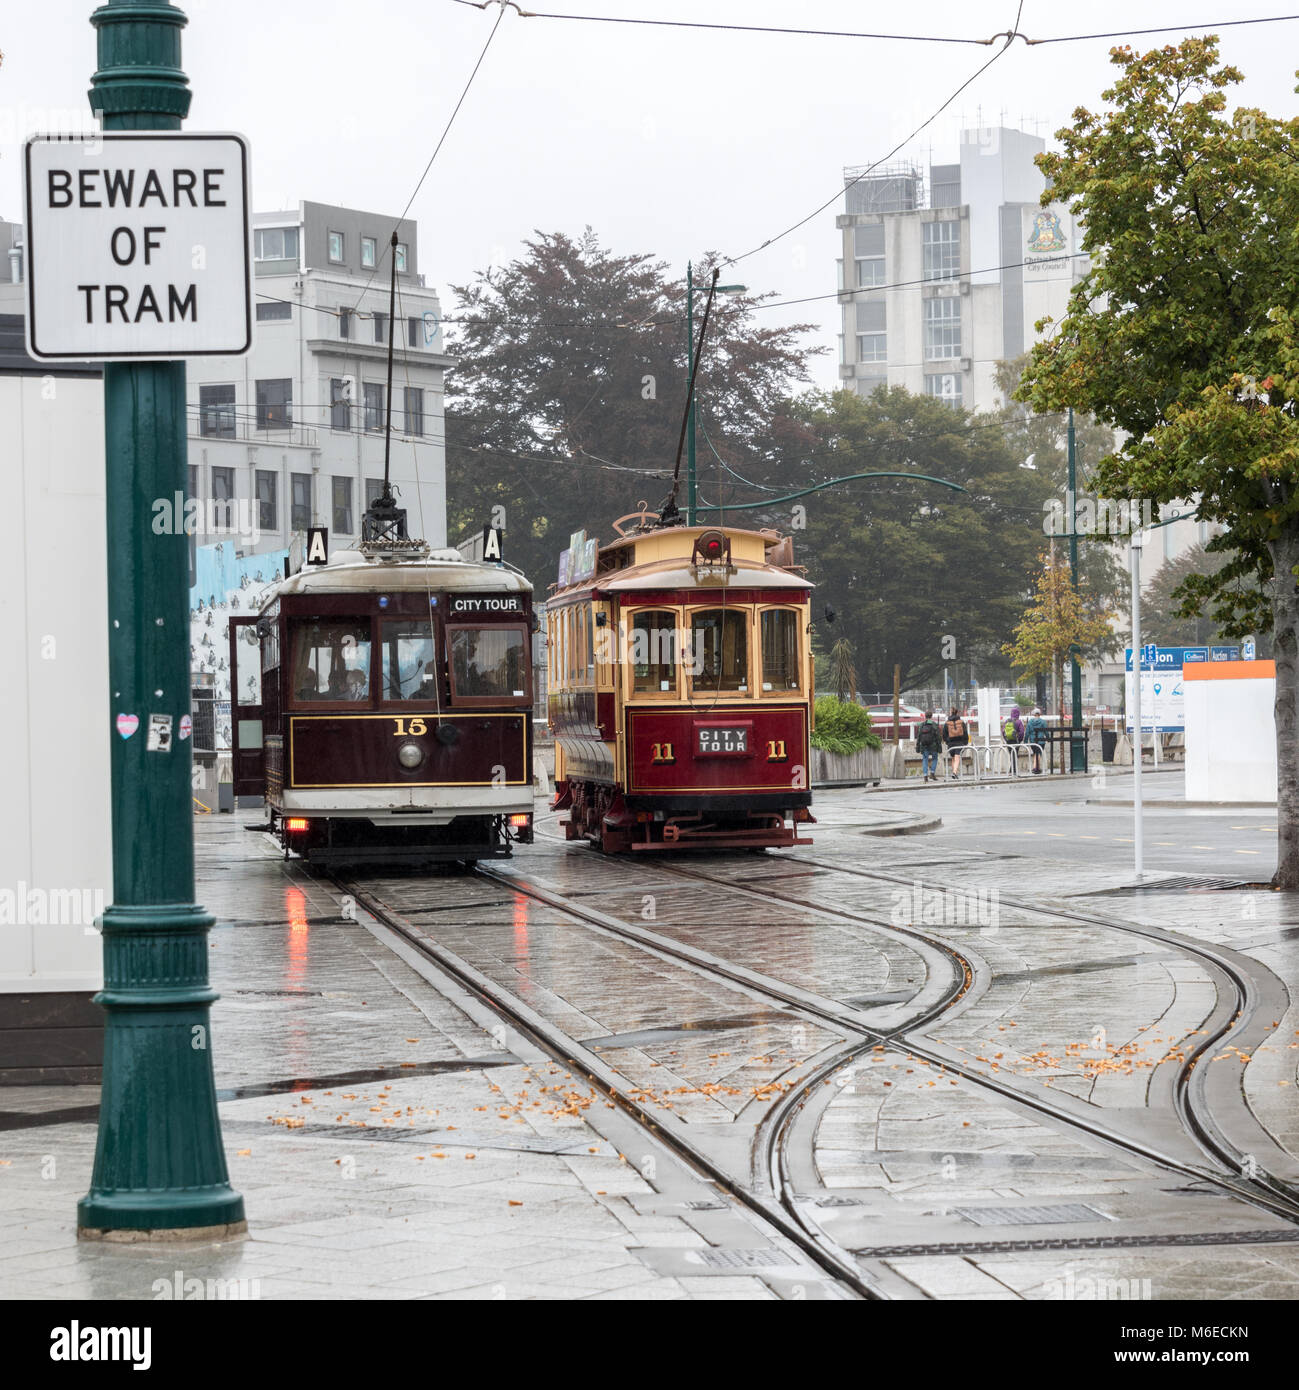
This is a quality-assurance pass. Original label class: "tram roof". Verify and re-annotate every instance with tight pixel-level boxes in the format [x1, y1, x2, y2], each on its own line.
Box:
[270, 549, 532, 600]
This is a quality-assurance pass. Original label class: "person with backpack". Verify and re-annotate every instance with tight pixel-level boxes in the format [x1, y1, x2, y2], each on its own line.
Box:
[915, 710, 942, 782]
[943, 705, 969, 778]
[1002, 706, 1025, 745]
[1024, 707, 1049, 774]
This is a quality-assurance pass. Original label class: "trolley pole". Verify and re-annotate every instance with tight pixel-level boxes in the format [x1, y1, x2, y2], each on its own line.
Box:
[78, 0, 245, 1238]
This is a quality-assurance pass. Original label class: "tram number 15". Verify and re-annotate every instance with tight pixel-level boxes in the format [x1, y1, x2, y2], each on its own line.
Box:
[650, 742, 676, 764]
[393, 717, 428, 736]
[766, 740, 788, 761]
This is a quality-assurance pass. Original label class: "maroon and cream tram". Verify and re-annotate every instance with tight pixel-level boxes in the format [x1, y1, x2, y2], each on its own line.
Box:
[230, 514, 535, 866]
[548, 515, 815, 852]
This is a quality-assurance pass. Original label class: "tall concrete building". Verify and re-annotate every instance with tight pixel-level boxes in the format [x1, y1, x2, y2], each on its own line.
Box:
[0, 201, 454, 556]
[836, 126, 1087, 414]
[186, 200, 454, 555]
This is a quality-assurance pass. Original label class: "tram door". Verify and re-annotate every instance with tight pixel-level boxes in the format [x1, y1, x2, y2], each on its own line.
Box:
[228, 616, 265, 797]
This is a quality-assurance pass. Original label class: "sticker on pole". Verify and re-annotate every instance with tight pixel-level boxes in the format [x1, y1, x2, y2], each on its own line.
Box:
[23, 132, 252, 361]
[147, 713, 174, 752]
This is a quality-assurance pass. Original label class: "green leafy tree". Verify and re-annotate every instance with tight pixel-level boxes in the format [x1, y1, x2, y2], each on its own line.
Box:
[443, 229, 819, 589]
[745, 386, 1060, 693]
[1016, 38, 1299, 883]
[1003, 550, 1118, 713]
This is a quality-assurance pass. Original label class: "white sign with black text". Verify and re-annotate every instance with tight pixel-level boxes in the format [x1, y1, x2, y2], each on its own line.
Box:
[23, 132, 252, 360]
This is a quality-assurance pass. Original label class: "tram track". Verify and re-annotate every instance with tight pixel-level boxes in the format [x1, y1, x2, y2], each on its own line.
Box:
[656, 853, 1299, 1229]
[339, 870, 902, 1300]
[340, 840, 1299, 1296]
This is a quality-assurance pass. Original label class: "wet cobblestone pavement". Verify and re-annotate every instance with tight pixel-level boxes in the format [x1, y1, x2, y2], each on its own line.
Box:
[3, 772, 1299, 1299]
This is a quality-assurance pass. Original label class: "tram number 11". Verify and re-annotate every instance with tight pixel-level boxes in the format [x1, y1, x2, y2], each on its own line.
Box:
[650, 742, 676, 764]
[766, 740, 788, 761]
[392, 717, 428, 736]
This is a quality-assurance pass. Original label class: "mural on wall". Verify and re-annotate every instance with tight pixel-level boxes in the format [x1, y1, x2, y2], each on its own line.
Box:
[190, 543, 289, 733]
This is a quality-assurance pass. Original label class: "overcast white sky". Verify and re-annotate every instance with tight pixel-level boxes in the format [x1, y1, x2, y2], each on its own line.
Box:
[4, 1, 1298, 387]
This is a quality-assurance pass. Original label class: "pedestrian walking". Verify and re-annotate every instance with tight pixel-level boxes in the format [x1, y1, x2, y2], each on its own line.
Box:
[1025, 707, 1048, 774]
[916, 710, 942, 782]
[1002, 705, 1025, 744]
[943, 705, 969, 778]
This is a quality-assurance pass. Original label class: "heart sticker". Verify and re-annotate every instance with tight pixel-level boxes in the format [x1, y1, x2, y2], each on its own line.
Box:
[116, 713, 139, 739]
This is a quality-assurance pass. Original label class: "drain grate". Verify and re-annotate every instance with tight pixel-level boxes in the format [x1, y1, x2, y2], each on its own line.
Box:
[954, 1203, 1107, 1227]
[687, 1248, 798, 1269]
[859, 1228, 1299, 1258]
[1079, 876, 1251, 896]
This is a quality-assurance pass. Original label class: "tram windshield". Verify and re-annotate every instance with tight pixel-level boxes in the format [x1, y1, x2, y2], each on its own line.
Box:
[689, 609, 748, 692]
[381, 619, 438, 702]
[630, 610, 679, 693]
[448, 625, 529, 703]
[290, 619, 371, 702]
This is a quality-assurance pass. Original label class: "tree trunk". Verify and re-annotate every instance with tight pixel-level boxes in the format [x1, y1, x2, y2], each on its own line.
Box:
[1269, 528, 1299, 888]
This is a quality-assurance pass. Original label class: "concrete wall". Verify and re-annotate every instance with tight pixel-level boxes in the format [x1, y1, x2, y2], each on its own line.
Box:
[0, 373, 109, 993]
[1185, 663, 1277, 802]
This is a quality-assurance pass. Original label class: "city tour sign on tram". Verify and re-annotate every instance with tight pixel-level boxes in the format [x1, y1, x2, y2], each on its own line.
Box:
[23, 132, 252, 360]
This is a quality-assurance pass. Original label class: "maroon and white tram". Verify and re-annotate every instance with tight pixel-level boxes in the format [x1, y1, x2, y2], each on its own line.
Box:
[230, 529, 535, 867]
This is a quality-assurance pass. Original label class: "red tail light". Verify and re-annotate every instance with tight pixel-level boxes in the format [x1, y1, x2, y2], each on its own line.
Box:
[508, 814, 531, 829]
[285, 817, 310, 833]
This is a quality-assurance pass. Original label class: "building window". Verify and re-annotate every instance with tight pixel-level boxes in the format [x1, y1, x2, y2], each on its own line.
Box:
[255, 469, 278, 531]
[395, 243, 408, 273]
[253, 226, 299, 263]
[330, 378, 351, 432]
[328, 230, 344, 263]
[187, 464, 199, 501]
[925, 372, 963, 408]
[291, 472, 312, 529]
[855, 257, 884, 287]
[361, 236, 377, 269]
[366, 478, 385, 508]
[255, 300, 291, 322]
[373, 312, 386, 344]
[922, 220, 960, 282]
[333, 476, 353, 535]
[923, 297, 961, 360]
[363, 382, 385, 432]
[408, 316, 421, 348]
[404, 386, 424, 436]
[857, 332, 887, 362]
[198, 383, 235, 438]
[211, 466, 235, 528]
[255, 378, 293, 430]
[338, 308, 350, 339]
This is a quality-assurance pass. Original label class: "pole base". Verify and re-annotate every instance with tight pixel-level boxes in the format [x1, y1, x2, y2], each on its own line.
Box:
[78, 1218, 247, 1244]
[77, 1187, 246, 1238]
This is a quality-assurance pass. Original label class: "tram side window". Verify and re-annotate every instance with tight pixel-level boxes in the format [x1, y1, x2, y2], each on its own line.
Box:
[690, 609, 748, 692]
[290, 620, 372, 702]
[761, 609, 802, 691]
[630, 610, 679, 693]
[381, 620, 437, 702]
[448, 625, 529, 703]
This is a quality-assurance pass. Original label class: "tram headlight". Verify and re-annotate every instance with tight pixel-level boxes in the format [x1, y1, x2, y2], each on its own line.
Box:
[397, 741, 425, 769]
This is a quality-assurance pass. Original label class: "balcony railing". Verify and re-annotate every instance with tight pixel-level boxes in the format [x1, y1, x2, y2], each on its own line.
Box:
[188, 410, 318, 448]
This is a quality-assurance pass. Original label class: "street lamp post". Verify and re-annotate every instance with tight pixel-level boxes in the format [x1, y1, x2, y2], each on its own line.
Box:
[685, 262, 745, 525]
[1067, 407, 1085, 769]
[1130, 528, 1145, 881]
[78, 0, 244, 1239]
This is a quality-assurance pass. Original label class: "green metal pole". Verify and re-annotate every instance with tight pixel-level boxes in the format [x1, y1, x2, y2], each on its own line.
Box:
[1067, 407, 1084, 770]
[78, 0, 244, 1238]
[686, 261, 697, 527]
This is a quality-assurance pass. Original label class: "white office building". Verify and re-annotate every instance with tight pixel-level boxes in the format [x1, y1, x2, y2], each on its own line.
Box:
[837, 127, 1086, 414]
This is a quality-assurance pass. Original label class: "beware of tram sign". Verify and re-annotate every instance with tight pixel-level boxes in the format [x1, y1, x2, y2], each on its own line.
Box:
[23, 132, 252, 360]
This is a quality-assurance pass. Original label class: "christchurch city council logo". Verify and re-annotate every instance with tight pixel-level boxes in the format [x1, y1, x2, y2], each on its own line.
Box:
[1027, 211, 1066, 254]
